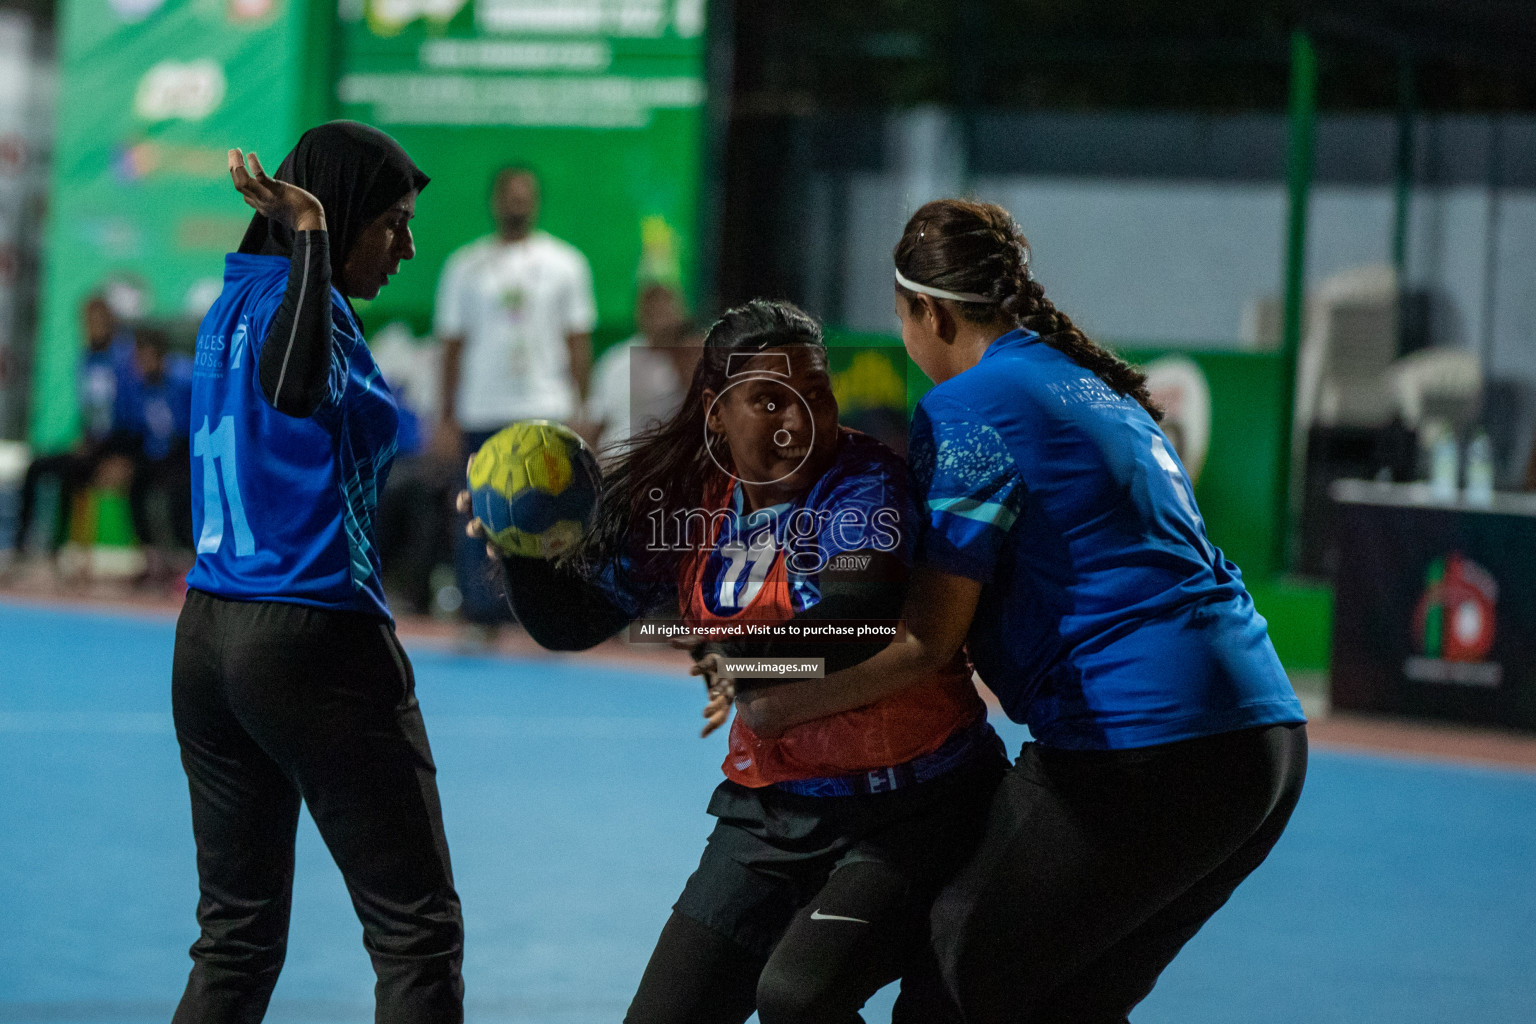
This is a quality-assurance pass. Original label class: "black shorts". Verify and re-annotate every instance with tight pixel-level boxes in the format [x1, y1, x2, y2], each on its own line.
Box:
[673, 733, 1009, 960]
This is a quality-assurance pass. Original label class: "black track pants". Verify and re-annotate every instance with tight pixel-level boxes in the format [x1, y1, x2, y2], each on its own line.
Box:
[171, 589, 464, 1024]
[894, 722, 1308, 1024]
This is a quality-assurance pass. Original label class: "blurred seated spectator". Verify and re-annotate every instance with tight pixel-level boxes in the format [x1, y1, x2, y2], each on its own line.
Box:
[3, 293, 138, 567]
[372, 327, 456, 616]
[376, 449, 456, 617]
[117, 326, 193, 582]
[583, 283, 700, 459]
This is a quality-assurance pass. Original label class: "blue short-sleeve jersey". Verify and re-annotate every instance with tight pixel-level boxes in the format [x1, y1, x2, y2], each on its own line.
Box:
[117, 362, 192, 462]
[184, 253, 400, 619]
[83, 335, 138, 442]
[910, 329, 1304, 750]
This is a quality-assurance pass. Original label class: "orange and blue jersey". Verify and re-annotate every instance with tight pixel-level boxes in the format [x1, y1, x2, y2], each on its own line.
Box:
[680, 430, 985, 787]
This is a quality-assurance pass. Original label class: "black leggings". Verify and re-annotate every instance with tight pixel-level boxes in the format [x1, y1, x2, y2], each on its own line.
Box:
[171, 590, 464, 1024]
[895, 722, 1308, 1024]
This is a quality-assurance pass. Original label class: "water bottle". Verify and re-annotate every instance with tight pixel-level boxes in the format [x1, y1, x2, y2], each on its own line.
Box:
[1427, 422, 1459, 502]
[1463, 429, 1494, 506]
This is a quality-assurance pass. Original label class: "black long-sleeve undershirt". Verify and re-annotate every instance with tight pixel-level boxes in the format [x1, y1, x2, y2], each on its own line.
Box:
[499, 555, 635, 652]
[258, 230, 335, 418]
[499, 550, 907, 681]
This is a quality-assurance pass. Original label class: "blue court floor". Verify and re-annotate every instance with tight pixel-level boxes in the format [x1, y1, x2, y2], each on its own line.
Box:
[1, 600, 1533, 1023]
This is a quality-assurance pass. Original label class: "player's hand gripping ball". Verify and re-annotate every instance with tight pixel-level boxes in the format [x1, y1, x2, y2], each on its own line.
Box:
[468, 420, 601, 559]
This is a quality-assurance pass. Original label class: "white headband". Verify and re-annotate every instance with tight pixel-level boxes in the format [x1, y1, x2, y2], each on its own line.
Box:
[894, 267, 994, 304]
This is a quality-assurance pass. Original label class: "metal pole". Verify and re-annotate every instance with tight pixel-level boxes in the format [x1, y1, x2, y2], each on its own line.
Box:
[1391, 53, 1414, 277]
[1274, 28, 1317, 576]
[1477, 115, 1503, 373]
[695, 0, 736, 317]
[955, 0, 984, 196]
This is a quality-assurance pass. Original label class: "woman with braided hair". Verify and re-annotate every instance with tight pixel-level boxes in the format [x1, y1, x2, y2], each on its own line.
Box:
[728, 199, 1308, 1023]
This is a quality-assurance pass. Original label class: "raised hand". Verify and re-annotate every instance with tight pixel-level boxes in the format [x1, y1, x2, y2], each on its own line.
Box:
[701, 677, 734, 738]
[674, 638, 734, 738]
[228, 148, 325, 233]
[691, 651, 735, 738]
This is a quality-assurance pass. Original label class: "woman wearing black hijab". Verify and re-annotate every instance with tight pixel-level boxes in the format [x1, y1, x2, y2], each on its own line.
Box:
[172, 121, 463, 1023]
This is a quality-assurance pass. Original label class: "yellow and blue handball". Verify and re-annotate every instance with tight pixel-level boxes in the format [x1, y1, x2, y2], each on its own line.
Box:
[468, 420, 601, 559]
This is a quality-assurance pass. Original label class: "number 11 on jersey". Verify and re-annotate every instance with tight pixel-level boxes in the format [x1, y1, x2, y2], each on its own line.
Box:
[194, 415, 256, 557]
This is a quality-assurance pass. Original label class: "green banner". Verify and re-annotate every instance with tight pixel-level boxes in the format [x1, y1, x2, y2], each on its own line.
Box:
[335, 0, 707, 345]
[35, 0, 707, 448]
[34, 0, 327, 451]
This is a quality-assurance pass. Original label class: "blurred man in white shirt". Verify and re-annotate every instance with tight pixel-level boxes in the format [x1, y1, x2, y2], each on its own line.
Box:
[435, 166, 596, 634]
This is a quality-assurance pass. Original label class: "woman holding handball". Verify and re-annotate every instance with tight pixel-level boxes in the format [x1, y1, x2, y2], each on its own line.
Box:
[172, 122, 463, 1022]
[464, 299, 1006, 1024]
[730, 199, 1309, 1023]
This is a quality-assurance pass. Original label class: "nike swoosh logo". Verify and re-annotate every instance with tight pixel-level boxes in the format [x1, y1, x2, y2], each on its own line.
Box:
[810, 910, 870, 924]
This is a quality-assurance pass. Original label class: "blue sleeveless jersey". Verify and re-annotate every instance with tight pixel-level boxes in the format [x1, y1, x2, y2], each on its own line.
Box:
[910, 329, 1304, 750]
[184, 253, 399, 619]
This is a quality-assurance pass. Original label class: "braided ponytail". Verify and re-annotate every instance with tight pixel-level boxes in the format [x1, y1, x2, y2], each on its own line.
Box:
[895, 199, 1163, 421]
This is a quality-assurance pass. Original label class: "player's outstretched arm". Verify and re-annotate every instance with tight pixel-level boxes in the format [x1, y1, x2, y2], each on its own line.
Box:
[733, 564, 982, 738]
[457, 488, 633, 650]
[499, 553, 633, 651]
